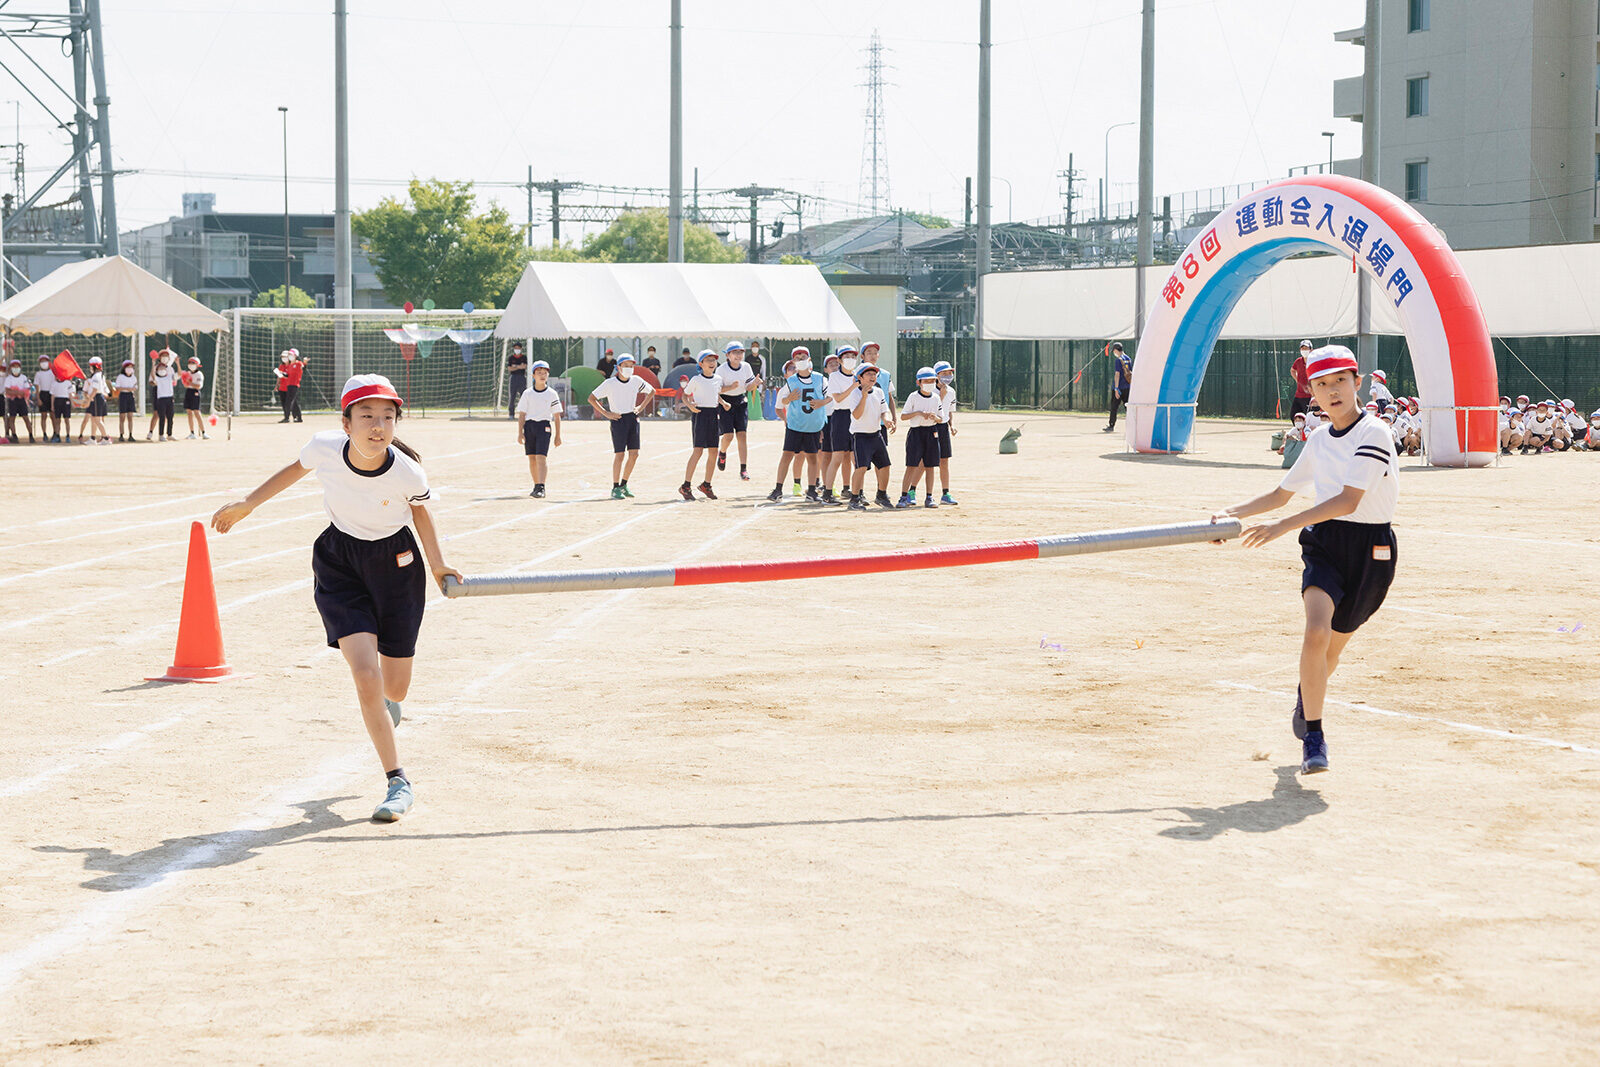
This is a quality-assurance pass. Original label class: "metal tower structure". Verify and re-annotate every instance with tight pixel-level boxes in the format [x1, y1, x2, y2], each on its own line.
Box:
[857, 30, 891, 215]
[0, 0, 119, 282]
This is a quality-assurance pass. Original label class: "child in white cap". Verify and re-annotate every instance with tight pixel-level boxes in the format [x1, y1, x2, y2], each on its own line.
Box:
[1213, 346, 1399, 776]
[1368, 368, 1394, 409]
[820, 345, 859, 504]
[931, 360, 959, 505]
[715, 340, 761, 481]
[896, 367, 944, 508]
[680, 348, 729, 500]
[212, 374, 462, 823]
[515, 359, 562, 497]
[845, 361, 895, 510]
[1581, 409, 1600, 452]
[588, 352, 655, 499]
[182, 356, 207, 439]
[1521, 401, 1556, 453]
[77, 356, 110, 444]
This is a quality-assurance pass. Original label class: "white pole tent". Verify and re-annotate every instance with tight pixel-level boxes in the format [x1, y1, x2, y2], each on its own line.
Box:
[0, 256, 227, 416]
[494, 262, 861, 340]
[980, 242, 1600, 341]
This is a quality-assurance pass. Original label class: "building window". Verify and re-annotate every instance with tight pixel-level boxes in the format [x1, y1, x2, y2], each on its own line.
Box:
[1406, 76, 1429, 117]
[1408, 0, 1429, 32]
[1405, 161, 1429, 203]
[204, 233, 249, 278]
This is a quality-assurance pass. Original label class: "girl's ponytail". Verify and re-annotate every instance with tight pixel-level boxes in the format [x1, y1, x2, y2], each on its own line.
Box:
[391, 437, 421, 462]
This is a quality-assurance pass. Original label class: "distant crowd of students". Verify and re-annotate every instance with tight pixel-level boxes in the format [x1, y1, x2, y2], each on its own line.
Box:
[2, 348, 209, 444]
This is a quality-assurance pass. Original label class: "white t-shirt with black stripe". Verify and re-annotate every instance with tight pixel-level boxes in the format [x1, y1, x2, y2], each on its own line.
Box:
[515, 384, 562, 422]
[299, 430, 431, 541]
[1279, 413, 1397, 524]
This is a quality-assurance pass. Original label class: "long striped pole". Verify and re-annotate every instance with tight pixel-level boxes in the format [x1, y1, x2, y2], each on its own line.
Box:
[442, 518, 1242, 599]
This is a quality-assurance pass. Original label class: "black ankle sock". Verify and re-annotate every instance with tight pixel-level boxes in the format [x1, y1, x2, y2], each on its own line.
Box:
[620, 479, 628, 486]
[613, 481, 620, 488]
[1304, 720, 1323, 736]
[386, 767, 408, 782]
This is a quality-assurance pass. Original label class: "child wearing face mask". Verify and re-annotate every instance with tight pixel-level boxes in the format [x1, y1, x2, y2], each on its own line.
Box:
[211, 374, 461, 824]
[588, 353, 654, 499]
[896, 367, 945, 508]
[78, 356, 110, 444]
[932, 360, 959, 506]
[182, 356, 208, 439]
[33, 356, 59, 442]
[822, 345, 861, 504]
[768, 346, 829, 503]
[113, 359, 139, 442]
[3, 357, 36, 443]
[48, 357, 78, 443]
[1581, 410, 1600, 452]
[148, 349, 178, 441]
[680, 349, 730, 500]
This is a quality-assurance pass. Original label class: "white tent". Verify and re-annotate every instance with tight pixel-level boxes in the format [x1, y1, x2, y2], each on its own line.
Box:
[494, 262, 860, 339]
[0, 255, 226, 335]
[981, 241, 1600, 341]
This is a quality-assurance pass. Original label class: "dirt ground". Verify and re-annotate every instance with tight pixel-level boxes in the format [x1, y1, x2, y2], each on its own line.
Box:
[1, 407, 1596, 1064]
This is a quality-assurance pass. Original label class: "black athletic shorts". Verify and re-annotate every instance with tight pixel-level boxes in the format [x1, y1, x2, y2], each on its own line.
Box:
[905, 425, 940, 468]
[523, 418, 552, 456]
[183, 388, 201, 411]
[718, 395, 748, 434]
[1290, 396, 1311, 418]
[852, 430, 891, 470]
[691, 408, 721, 449]
[117, 393, 136, 415]
[312, 524, 428, 658]
[1299, 520, 1397, 634]
[36, 394, 50, 413]
[90, 395, 108, 418]
[783, 427, 821, 454]
[609, 412, 641, 453]
[52, 395, 71, 417]
[826, 409, 852, 453]
[935, 422, 953, 459]
[6, 396, 27, 417]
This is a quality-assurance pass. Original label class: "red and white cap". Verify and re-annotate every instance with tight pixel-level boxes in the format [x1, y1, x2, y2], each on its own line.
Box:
[340, 373, 403, 410]
[790, 345, 810, 359]
[1371, 369, 1387, 383]
[1304, 345, 1359, 382]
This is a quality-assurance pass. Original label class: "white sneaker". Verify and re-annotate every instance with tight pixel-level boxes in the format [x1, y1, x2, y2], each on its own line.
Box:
[186, 432, 196, 439]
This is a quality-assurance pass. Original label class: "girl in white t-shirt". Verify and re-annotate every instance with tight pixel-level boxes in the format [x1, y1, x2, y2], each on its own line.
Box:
[211, 374, 463, 823]
[77, 356, 110, 444]
[113, 359, 139, 442]
[148, 350, 178, 441]
[514, 359, 563, 496]
[182, 356, 208, 439]
[3, 357, 36, 443]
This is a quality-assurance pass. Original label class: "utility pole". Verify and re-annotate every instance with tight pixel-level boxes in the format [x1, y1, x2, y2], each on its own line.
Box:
[279, 105, 290, 306]
[1134, 0, 1155, 340]
[667, 0, 684, 262]
[1058, 153, 1077, 229]
[1357, 0, 1381, 376]
[730, 185, 778, 263]
[534, 180, 580, 244]
[333, 0, 352, 380]
[974, 0, 992, 409]
[86, 0, 117, 253]
[525, 166, 534, 246]
[70, 0, 97, 247]
[964, 176, 972, 229]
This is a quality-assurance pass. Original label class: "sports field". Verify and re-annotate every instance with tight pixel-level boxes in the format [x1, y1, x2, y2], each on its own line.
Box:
[2, 410, 1597, 1063]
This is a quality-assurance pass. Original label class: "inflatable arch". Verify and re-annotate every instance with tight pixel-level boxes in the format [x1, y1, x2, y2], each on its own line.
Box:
[1125, 175, 1498, 467]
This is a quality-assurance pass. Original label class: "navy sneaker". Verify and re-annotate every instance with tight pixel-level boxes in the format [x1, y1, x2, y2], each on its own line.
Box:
[1301, 732, 1329, 774]
[766, 487, 784, 502]
[1291, 686, 1307, 739]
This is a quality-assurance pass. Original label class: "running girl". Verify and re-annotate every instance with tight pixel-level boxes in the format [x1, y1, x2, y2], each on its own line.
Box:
[113, 359, 139, 442]
[1212, 346, 1398, 775]
[210, 374, 461, 822]
[681, 348, 729, 500]
[514, 359, 562, 497]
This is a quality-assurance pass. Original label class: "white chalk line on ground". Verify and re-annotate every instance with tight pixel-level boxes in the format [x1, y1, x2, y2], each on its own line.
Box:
[1216, 681, 1600, 758]
[0, 749, 370, 1000]
[0, 717, 186, 799]
[0, 506, 774, 997]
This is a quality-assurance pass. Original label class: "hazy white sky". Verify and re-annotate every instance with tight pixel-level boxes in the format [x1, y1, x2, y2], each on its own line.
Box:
[7, 1, 1366, 241]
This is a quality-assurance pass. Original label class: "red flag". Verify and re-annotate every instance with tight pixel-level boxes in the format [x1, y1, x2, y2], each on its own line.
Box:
[52, 350, 84, 382]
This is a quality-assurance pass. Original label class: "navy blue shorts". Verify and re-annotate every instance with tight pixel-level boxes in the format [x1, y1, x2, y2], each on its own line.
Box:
[90, 395, 108, 418]
[826, 409, 852, 453]
[935, 422, 953, 459]
[523, 419, 552, 456]
[853, 431, 890, 470]
[312, 524, 428, 658]
[718, 396, 748, 434]
[117, 393, 136, 415]
[1299, 520, 1397, 634]
[609, 412, 641, 453]
[905, 425, 940, 468]
[183, 388, 201, 411]
[52, 395, 71, 417]
[691, 408, 721, 449]
[6, 397, 28, 417]
[783, 427, 821, 454]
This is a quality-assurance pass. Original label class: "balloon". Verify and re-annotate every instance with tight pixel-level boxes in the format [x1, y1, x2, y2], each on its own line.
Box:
[209, 415, 217, 426]
[462, 301, 474, 314]
[421, 298, 436, 311]
[403, 301, 414, 314]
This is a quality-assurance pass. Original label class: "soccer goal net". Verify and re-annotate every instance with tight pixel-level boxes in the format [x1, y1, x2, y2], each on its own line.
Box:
[213, 307, 582, 419]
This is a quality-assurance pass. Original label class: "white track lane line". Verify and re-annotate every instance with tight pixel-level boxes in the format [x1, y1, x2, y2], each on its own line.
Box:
[0, 717, 187, 799]
[0, 508, 772, 995]
[0, 749, 370, 999]
[1216, 681, 1600, 758]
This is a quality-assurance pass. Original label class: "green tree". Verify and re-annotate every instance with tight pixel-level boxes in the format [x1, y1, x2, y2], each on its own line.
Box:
[903, 211, 952, 229]
[525, 241, 587, 263]
[580, 209, 744, 264]
[354, 178, 524, 308]
[778, 253, 813, 266]
[252, 284, 315, 308]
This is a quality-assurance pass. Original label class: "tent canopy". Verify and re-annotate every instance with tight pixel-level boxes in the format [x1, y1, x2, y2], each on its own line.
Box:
[981, 241, 1600, 341]
[494, 262, 860, 340]
[0, 255, 227, 335]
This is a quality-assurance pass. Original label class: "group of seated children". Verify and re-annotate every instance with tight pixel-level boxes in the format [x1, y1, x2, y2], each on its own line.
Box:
[1280, 368, 1423, 458]
[1498, 395, 1599, 454]
[2, 348, 208, 445]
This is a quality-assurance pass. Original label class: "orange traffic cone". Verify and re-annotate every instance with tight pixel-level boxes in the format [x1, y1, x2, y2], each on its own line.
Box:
[148, 521, 248, 683]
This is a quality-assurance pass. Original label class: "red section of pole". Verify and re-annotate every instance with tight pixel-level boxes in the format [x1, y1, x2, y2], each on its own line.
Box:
[672, 539, 1043, 587]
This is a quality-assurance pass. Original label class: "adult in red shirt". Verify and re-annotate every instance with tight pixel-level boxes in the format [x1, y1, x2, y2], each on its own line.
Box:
[283, 348, 308, 423]
[1288, 339, 1314, 418]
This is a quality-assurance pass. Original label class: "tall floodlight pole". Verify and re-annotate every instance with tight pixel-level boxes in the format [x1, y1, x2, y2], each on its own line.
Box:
[667, 0, 684, 263]
[333, 0, 353, 380]
[1357, 0, 1381, 376]
[86, 0, 117, 253]
[974, 0, 992, 410]
[1134, 0, 1155, 340]
[279, 106, 290, 306]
